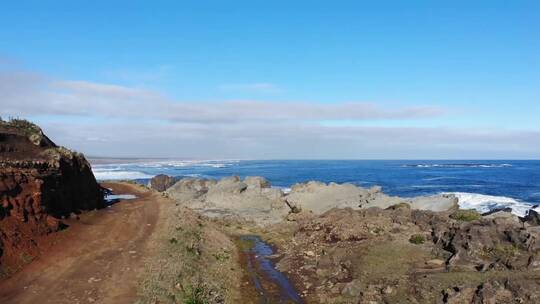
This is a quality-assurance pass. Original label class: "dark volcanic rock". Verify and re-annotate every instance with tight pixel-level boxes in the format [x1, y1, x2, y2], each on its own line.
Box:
[523, 209, 540, 226]
[149, 174, 177, 192]
[272, 206, 540, 303]
[0, 119, 104, 273]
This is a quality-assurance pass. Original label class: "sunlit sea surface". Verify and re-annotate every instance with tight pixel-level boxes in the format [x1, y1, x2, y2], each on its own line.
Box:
[91, 159, 540, 216]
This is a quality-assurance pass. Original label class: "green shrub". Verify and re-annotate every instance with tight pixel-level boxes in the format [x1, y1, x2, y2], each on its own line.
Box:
[450, 209, 482, 222]
[409, 234, 426, 244]
[184, 285, 208, 304]
[480, 244, 519, 260]
[212, 251, 230, 262]
[186, 242, 201, 256]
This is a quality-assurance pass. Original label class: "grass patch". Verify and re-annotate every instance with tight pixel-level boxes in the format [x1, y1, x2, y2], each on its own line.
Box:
[212, 250, 230, 262]
[183, 284, 209, 304]
[186, 242, 202, 256]
[409, 234, 426, 244]
[359, 241, 431, 281]
[450, 209, 482, 222]
[480, 244, 520, 260]
[138, 204, 244, 303]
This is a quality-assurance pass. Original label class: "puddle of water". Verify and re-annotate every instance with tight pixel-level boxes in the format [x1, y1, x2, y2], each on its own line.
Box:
[104, 194, 137, 205]
[105, 194, 137, 201]
[239, 235, 303, 304]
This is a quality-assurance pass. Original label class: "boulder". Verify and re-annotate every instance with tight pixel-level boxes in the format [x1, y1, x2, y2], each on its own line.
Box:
[244, 176, 270, 189]
[166, 178, 215, 201]
[167, 176, 288, 225]
[523, 209, 540, 226]
[286, 181, 370, 214]
[149, 174, 177, 192]
[210, 176, 247, 194]
[285, 181, 457, 215]
[483, 208, 521, 224]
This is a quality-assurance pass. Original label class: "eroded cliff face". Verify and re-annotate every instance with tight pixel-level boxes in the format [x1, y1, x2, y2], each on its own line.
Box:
[0, 119, 104, 274]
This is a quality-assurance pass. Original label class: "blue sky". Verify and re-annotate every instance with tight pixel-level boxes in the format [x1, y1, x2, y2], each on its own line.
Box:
[1, 1, 539, 158]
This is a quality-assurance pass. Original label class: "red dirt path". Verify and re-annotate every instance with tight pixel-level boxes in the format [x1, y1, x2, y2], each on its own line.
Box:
[0, 182, 160, 304]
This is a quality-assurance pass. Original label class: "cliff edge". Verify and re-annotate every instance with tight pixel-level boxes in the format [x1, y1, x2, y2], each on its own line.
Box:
[0, 119, 104, 274]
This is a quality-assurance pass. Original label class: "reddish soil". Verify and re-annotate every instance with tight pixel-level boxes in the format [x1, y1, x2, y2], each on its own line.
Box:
[0, 182, 160, 304]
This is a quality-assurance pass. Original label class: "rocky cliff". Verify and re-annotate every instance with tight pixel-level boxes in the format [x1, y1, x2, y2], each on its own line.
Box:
[0, 119, 104, 274]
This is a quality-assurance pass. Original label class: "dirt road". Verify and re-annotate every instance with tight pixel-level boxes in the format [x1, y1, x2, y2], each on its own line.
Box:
[0, 182, 162, 304]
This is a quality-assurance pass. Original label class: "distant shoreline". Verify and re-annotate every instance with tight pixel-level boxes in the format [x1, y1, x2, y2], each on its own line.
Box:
[88, 157, 194, 165]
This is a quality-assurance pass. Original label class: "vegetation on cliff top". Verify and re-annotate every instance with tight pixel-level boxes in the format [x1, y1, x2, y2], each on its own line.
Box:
[0, 118, 89, 167]
[0, 118, 42, 137]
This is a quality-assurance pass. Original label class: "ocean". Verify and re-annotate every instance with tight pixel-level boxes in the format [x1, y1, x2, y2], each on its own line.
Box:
[91, 159, 540, 217]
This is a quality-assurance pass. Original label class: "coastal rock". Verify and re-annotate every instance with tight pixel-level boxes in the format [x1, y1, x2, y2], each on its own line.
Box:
[244, 176, 270, 189]
[285, 181, 457, 214]
[434, 217, 540, 271]
[442, 279, 538, 303]
[483, 208, 521, 224]
[149, 174, 177, 192]
[166, 178, 215, 201]
[408, 194, 459, 212]
[285, 181, 375, 214]
[0, 119, 104, 272]
[167, 176, 288, 225]
[523, 209, 540, 226]
[272, 205, 540, 303]
[210, 176, 248, 194]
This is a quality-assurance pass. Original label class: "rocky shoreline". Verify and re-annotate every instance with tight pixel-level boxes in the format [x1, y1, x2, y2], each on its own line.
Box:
[160, 175, 460, 225]
[155, 175, 540, 303]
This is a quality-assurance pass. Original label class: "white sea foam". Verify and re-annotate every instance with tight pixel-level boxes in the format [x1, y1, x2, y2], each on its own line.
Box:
[93, 170, 154, 180]
[447, 192, 537, 217]
[91, 159, 239, 180]
[410, 184, 483, 189]
[130, 159, 237, 168]
[422, 176, 459, 181]
[273, 186, 291, 194]
[405, 163, 512, 169]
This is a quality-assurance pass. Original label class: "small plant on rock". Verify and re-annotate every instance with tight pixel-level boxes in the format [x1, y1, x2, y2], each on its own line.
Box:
[480, 244, 519, 260]
[450, 209, 482, 222]
[409, 234, 426, 244]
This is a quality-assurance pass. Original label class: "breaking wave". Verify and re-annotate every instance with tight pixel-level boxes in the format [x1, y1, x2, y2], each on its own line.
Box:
[448, 192, 538, 217]
[93, 170, 155, 180]
[404, 163, 512, 168]
[91, 159, 238, 181]
[138, 160, 238, 168]
[422, 176, 459, 181]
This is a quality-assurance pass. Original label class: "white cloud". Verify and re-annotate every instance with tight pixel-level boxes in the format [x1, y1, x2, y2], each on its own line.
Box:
[0, 72, 444, 123]
[1, 69, 538, 159]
